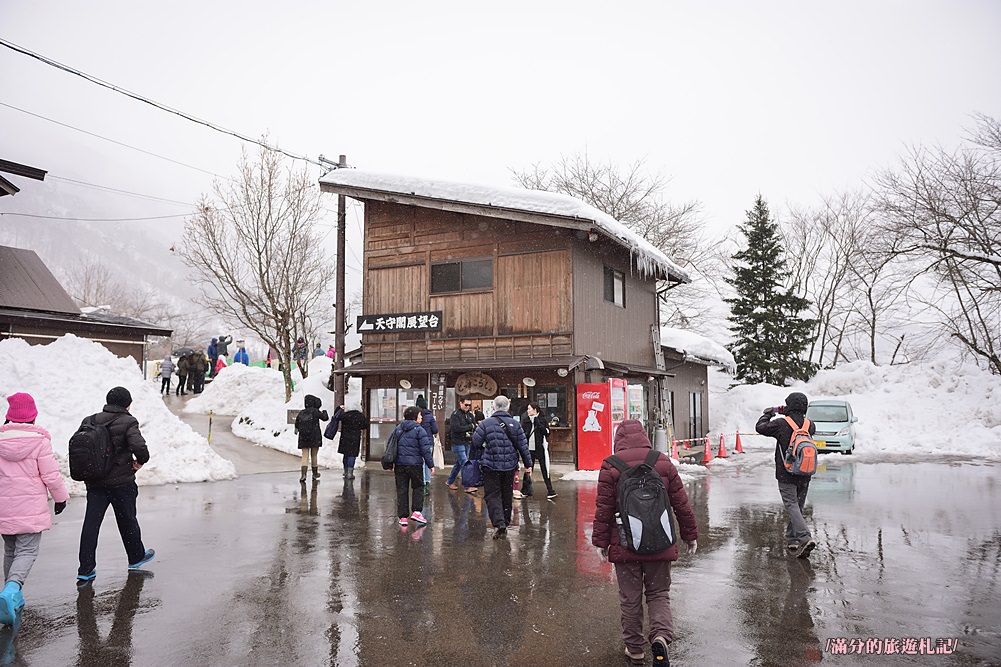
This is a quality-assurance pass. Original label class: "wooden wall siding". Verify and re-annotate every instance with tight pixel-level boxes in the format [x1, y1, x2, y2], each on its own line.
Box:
[496, 250, 572, 335]
[362, 200, 576, 345]
[429, 292, 494, 337]
[362, 334, 573, 365]
[365, 264, 426, 313]
[571, 240, 658, 367]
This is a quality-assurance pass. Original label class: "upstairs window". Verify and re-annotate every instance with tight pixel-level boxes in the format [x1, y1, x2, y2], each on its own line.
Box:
[431, 258, 493, 294]
[603, 266, 625, 307]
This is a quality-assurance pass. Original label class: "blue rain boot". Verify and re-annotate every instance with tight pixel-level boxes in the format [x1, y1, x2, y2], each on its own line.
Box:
[0, 582, 23, 626]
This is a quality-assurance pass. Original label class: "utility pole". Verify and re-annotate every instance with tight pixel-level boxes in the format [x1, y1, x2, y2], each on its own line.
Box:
[333, 154, 348, 407]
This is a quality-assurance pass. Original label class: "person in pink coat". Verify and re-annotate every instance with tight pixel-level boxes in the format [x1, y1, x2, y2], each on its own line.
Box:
[0, 392, 70, 626]
[214, 354, 229, 376]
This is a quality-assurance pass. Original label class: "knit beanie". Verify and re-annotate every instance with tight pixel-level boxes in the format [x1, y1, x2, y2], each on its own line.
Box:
[107, 386, 133, 408]
[4, 392, 38, 423]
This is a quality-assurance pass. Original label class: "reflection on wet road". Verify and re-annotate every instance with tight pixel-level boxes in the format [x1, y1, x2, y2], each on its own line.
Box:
[5, 458, 1000, 665]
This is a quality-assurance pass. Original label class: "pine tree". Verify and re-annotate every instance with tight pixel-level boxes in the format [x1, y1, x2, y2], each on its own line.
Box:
[724, 195, 818, 385]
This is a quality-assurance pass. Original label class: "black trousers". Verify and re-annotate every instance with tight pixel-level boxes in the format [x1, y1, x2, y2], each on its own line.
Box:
[175, 375, 187, 395]
[78, 483, 146, 575]
[394, 465, 424, 518]
[482, 468, 515, 528]
[160, 377, 171, 394]
[193, 371, 205, 394]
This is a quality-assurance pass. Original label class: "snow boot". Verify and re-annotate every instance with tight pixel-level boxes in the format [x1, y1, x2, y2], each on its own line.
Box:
[299, 467, 308, 483]
[345, 468, 355, 480]
[312, 467, 321, 481]
[0, 582, 25, 626]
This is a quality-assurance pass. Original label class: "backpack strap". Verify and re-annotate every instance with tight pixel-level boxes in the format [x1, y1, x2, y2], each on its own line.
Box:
[782, 415, 810, 432]
[493, 416, 513, 445]
[643, 449, 661, 468]
[605, 454, 629, 473]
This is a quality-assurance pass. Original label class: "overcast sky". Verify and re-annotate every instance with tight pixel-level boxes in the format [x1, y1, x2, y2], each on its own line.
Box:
[2, 0, 1000, 242]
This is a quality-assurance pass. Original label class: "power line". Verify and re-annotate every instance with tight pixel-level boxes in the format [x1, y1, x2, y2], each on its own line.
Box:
[49, 175, 195, 206]
[1, 211, 194, 222]
[0, 101, 227, 179]
[0, 36, 323, 167]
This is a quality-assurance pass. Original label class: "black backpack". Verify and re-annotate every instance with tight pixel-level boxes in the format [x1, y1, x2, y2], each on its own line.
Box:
[295, 409, 318, 439]
[69, 416, 117, 482]
[381, 427, 401, 470]
[606, 449, 676, 554]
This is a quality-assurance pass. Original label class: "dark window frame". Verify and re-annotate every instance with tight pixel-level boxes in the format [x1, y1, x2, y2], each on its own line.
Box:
[603, 266, 625, 307]
[430, 258, 494, 294]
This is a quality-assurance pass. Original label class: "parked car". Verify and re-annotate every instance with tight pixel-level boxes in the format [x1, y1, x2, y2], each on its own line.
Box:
[806, 400, 858, 455]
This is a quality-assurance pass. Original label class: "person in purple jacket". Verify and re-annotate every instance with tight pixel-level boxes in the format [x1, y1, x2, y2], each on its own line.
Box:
[592, 419, 699, 666]
[0, 392, 70, 626]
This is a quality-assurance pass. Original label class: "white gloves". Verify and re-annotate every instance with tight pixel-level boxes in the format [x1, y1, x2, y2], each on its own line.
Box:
[686, 540, 698, 555]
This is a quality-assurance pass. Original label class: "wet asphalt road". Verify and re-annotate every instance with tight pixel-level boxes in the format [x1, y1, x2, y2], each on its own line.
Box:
[3, 454, 1000, 666]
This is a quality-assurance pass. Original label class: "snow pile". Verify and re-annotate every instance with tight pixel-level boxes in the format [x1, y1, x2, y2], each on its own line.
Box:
[709, 356, 1001, 460]
[660, 326, 736, 372]
[185, 357, 363, 468]
[0, 335, 237, 493]
[183, 363, 286, 416]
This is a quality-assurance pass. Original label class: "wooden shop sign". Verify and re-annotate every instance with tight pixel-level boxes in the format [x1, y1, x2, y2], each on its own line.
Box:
[455, 371, 497, 396]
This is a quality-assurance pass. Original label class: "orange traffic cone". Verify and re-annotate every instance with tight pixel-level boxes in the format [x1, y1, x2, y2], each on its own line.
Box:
[717, 433, 728, 458]
[670, 438, 679, 460]
[702, 435, 713, 464]
[735, 432, 744, 454]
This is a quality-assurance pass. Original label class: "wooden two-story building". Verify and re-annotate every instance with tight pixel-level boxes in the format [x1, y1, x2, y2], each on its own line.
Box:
[319, 170, 693, 467]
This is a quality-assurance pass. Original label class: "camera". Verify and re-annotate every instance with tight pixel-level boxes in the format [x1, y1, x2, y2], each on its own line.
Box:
[774, 405, 785, 414]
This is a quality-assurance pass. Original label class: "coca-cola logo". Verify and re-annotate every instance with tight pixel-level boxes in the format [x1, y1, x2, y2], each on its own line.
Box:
[582, 391, 601, 399]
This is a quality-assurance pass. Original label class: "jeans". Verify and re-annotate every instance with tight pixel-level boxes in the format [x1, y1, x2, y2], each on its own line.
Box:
[78, 484, 146, 575]
[343, 455, 356, 469]
[446, 444, 469, 485]
[394, 465, 424, 518]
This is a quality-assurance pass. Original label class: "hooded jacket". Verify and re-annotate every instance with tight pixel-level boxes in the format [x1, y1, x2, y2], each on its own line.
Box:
[335, 409, 370, 457]
[755, 391, 816, 484]
[393, 419, 434, 468]
[295, 394, 329, 448]
[0, 423, 70, 534]
[80, 405, 150, 488]
[591, 419, 698, 563]
[160, 356, 175, 376]
[472, 411, 532, 472]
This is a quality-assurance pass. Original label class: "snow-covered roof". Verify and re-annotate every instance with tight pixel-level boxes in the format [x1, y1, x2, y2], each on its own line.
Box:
[319, 169, 690, 283]
[660, 326, 736, 372]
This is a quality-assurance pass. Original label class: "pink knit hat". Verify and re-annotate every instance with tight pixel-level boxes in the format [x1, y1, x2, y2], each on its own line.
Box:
[5, 392, 38, 423]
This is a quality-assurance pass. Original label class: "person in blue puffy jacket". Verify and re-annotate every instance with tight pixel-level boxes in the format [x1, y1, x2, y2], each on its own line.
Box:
[471, 395, 532, 539]
[392, 406, 434, 527]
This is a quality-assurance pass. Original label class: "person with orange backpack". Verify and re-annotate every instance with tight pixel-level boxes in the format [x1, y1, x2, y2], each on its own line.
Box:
[756, 391, 818, 559]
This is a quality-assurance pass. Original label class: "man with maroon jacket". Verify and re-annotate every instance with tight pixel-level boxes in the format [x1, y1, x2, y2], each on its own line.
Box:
[592, 419, 698, 666]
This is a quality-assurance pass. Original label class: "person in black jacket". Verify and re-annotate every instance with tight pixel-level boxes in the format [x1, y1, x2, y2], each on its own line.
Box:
[330, 404, 369, 480]
[756, 391, 817, 558]
[391, 406, 434, 527]
[446, 398, 477, 492]
[295, 394, 329, 483]
[520, 402, 556, 499]
[76, 387, 154, 584]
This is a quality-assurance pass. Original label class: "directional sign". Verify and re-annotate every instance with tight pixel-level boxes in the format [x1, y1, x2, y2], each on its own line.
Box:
[356, 311, 443, 334]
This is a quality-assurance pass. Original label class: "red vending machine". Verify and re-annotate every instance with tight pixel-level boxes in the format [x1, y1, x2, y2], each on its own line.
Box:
[576, 380, 629, 470]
